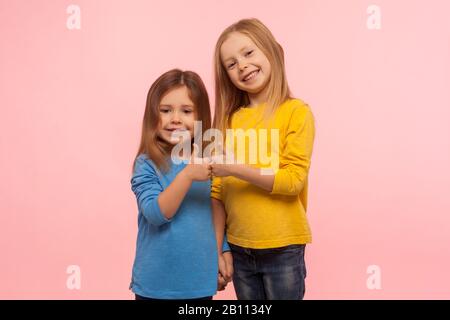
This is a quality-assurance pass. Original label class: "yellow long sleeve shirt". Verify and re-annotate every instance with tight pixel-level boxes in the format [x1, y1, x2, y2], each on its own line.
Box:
[211, 99, 315, 249]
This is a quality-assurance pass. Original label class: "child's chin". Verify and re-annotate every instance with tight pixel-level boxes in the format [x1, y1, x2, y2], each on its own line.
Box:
[168, 138, 189, 146]
[162, 138, 178, 145]
[159, 134, 192, 146]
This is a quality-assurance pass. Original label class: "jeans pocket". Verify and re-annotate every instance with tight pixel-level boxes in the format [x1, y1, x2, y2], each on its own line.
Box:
[269, 244, 305, 254]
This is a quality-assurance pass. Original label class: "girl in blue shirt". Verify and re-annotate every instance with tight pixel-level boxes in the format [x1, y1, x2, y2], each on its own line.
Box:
[130, 69, 232, 300]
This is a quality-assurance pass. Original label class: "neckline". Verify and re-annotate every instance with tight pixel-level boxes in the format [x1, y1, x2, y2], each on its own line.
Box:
[239, 103, 265, 111]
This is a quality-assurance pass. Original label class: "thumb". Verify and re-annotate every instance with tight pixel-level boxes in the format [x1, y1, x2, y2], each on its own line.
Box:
[224, 263, 231, 282]
[190, 144, 201, 164]
[203, 156, 213, 165]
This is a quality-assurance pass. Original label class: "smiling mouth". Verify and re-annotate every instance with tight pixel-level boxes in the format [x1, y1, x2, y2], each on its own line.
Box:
[242, 70, 259, 82]
[165, 128, 187, 132]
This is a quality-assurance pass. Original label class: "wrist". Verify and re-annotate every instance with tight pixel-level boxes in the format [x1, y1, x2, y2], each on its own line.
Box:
[179, 167, 193, 182]
[228, 164, 243, 178]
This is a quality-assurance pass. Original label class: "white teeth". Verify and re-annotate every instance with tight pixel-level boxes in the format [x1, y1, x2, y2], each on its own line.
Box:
[167, 129, 186, 132]
[243, 70, 259, 81]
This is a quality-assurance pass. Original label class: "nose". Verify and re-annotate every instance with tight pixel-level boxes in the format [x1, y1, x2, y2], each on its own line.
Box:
[170, 110, 182, 123]
[237, 58, 248, 72]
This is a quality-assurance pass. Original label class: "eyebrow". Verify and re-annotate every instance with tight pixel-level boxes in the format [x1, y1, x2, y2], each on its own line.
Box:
[222, 46, 251, 62]
[159, 104, 194, 108]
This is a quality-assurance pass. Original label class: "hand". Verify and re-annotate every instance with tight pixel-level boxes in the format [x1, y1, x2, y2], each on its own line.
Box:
[210, 147, 237, 178]
[217, 273, 228, 291]
[223, 251, 234, 281]
[183, 145, 212, 181]
[184, 161, 211, 181]
[211, 163, 235, 178]
[218, 252, 233, 283]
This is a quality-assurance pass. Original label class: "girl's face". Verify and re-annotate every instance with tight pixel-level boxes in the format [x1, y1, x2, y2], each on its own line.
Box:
[220, 32, 271, 95]
[157, 86, 196, 146]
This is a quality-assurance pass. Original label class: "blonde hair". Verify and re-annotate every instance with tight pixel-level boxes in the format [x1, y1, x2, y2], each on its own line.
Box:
[213, 18, 291, 132]
[134, 69, 211, 172]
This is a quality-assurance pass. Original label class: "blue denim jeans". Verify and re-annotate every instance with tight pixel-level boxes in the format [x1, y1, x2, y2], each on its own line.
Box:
[230, 243, 307, 300]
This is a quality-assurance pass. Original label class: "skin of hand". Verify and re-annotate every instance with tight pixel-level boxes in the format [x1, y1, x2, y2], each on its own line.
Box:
[217, 273, 228, 291]
[222, 251, 234, 282]
[218, 252, 233, 283]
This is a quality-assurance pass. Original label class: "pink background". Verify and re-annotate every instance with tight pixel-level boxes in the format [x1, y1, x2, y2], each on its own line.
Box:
[1, 0, 449, 299]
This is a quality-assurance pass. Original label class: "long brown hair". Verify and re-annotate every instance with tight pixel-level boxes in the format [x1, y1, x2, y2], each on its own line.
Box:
[134, 69, 211, 172]
[213, 18, 291, 132]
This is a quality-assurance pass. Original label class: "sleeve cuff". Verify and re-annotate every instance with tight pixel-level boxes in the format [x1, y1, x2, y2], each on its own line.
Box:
[270, 169, 284, 195]
[211, 193, 222, 201]
[222, 234, 231, 252]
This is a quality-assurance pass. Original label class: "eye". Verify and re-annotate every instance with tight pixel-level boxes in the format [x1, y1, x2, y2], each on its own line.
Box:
[183, 109, 193, 114]
[160, 108, 170, 113]
[245, 50, 254, 57]
[227, 62, 236, 69]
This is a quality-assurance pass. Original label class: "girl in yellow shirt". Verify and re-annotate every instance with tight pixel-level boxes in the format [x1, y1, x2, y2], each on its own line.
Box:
[211, 18, 315, 300]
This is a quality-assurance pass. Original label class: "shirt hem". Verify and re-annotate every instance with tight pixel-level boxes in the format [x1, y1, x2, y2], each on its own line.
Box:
[131, 286, 217, 300]
[227, 234, 312, 249]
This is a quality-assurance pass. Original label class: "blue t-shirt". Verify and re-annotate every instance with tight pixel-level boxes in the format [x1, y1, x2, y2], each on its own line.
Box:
[130, 154, 229, 299]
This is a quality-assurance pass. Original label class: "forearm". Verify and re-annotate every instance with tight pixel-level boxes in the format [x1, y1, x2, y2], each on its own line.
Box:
[230, 164, 275, 192]
[211, 198, 226, 254]
[158, 169, 192, 219]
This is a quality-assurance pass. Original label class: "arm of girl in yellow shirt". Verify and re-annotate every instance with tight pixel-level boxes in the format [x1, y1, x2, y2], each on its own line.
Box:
[270, 105, 315, 195]
[211, 164, 275, 192]
[211, 104, 315, 196]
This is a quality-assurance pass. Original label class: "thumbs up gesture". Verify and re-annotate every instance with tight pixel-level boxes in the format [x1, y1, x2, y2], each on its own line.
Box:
[183, 144, 212, 182]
